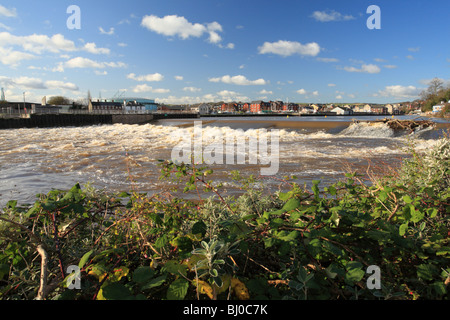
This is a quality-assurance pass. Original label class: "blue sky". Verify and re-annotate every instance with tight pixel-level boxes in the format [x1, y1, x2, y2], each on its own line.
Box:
[0, 0, 448, 105]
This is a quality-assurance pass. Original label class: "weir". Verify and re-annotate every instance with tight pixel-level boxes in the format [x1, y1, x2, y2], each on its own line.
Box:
[0, 113, 199, 129]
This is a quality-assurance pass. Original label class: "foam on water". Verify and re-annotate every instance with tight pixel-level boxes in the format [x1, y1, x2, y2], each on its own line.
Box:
[0, 120, 445, 206]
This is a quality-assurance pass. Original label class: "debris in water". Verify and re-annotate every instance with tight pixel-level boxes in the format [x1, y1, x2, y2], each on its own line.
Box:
[354, 118, 436, 134]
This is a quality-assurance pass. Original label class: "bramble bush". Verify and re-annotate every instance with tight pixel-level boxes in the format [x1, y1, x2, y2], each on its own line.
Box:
[0, 134, 449, 300]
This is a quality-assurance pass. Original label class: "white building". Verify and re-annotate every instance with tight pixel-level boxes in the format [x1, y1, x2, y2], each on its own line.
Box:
[331, 106, 352, 115]
[191, 103, 211, 115]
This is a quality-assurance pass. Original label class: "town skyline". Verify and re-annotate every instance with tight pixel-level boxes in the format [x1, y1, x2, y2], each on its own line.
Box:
[0, 0, 449, 105]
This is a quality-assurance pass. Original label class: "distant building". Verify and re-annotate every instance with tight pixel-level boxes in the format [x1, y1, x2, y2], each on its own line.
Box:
[331, 106, 353, 115]
[250, 100, 271, 113]
[191, 103, 211, 115]
[371, 105, 388, 114]
[432, 104, 444, 113]
[121, 98, 158, 112]
[89, 99, 123, 112]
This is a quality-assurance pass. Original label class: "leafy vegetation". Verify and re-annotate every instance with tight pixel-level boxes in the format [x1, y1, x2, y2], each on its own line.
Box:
[1, 134, 449, 300]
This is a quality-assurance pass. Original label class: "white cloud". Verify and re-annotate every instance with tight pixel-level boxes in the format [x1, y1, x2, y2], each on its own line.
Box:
[297, 88, 307, 95]
[141, 14, 228, 47]
[0, 31, 110, 61]
[316, 57, 339, 63]
[336, 95, 343, 99]
[57, 57, 126, 71]
[45, 80, 79, 91]
[141, 15, 205, 39]
[341, 64, 381, 74]
[311, 10, 355, 22]
[408, 47, 420, 52]
[99, 27, 115, 35]
[209, 75, 267, 86]
[127, 72, 164, 82]
[217, 90, 249, 102]
[117, 42, 128, 47]
[312, 91, 319, 96]
[374, 58, 386, 62]
[0, 22, 12, 31]
[258, 40, 321, 57]
[259, 89, 273, 95]
[183, 86, 202, 93]
[132, 84, 170, 93]
[174, 75, 184, 81]
[13, 76, 46, 89]
[0, 76, 78, 91]
[328, 83, 336, 87]
[377, 85, 421, 99]
[0, 47, 35, 66]
[83, 42, 110, 55]
[406, 55, 414, 60]
[348, 94, 356, 99]
[384, 65, 397, 69]
[0, 5, 17, 18]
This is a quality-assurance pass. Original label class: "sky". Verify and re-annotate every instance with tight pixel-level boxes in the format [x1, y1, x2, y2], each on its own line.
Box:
[0, 0, 449, 105]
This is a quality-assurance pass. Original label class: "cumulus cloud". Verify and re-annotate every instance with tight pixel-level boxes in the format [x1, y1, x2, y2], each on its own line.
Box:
[258, 40, 321, 57]
[0, 31, 110, 68]
[83, 42, 110, 55]
[183, 86, 202, 92]
[311, 10, 355, 22]
[0, 47, 35, 66]
[127, 72, 164, 82]
[174, 75, 184, 81]
[0, 5, 17, 18]
[296, 89, 307, 95]
[0, 76, 79, 91]
[341, 64, 381, 74]
[99, 27, 115, 35]
[141, 14, 228, 47]
[132, 84, 170, 93]
[259, 89, 273, 95]
[209, 75, 267, 86]
[377, 85, 421, 99]
[55, 57, 126, 72]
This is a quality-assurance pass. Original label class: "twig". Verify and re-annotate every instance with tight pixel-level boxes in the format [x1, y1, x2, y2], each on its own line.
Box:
[36, 244, 48, 300]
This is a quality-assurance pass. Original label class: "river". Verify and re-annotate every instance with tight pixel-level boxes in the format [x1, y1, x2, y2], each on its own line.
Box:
[0, 115, 448, 206]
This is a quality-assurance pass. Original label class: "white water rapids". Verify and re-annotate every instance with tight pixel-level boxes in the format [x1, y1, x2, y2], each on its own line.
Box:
[0, 116, 446, 205]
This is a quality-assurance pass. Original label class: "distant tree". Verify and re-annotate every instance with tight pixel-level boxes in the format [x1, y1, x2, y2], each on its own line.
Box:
[47, 96, 72, 105]
[420, 78, 448, 112]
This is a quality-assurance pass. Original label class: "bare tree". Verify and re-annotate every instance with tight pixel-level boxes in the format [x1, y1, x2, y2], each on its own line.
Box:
[427, 77, 444, 96]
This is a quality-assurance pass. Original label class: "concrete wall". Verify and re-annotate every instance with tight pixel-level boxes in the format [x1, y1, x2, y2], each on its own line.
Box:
[0, 113, 155, 130]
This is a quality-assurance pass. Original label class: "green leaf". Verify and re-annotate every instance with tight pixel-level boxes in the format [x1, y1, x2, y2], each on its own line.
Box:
[142, 275, 167, 290]
[282, 198, 301, 212]
[399, 223, 408, 236]
[78, 250, 94, 269]
[402, 195, 413, 204]
[191, 221, 207, 237]
[166, 278, 189, 300]
[0, 264, 9, 280]
[132, 266, 155, 284]
[101, 282, 133, 300]
[275, 230, 299, 242]
[417, 264, 438, 281]
[161, 260, 188, 277]
[278, 192, 292, 201]
[345, 261, 365, 284]
[6, 200, 17, 210]
[155, 235, 169, 249]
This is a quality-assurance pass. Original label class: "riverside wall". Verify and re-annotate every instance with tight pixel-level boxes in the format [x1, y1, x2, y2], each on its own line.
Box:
[0, 113, 201, 129]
